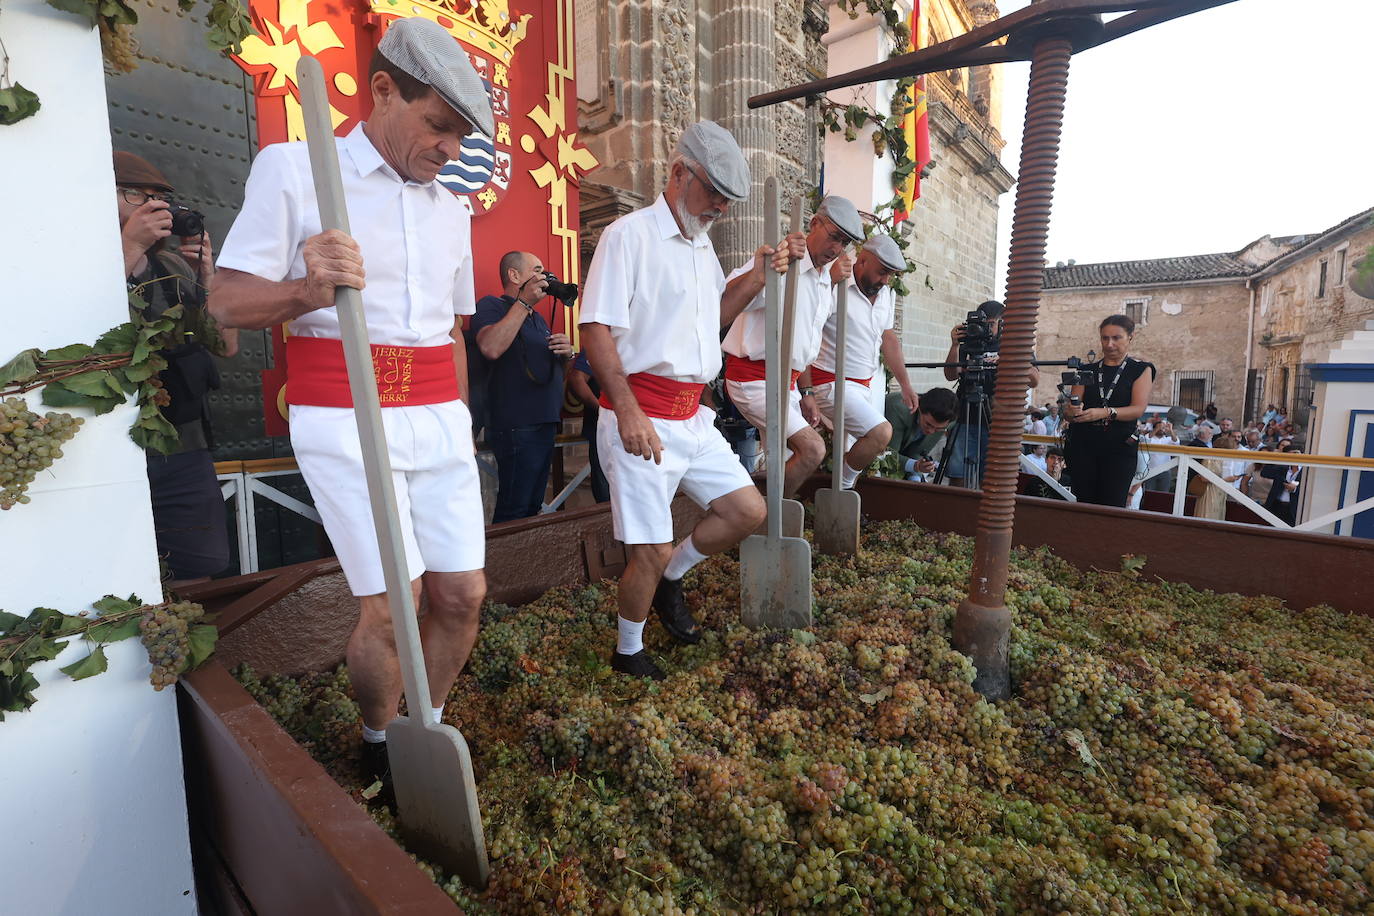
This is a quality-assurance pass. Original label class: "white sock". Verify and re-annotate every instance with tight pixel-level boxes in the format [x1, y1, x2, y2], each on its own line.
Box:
[617, 616, 646, 655]
[841, 460, 862, 489]
[431, 706, 444, 725]
[662, 535, 707, 581]
[362, 723, 387, 744]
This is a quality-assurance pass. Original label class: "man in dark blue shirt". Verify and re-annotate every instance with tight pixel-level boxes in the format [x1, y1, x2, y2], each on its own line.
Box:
[472, 251, 574, 522]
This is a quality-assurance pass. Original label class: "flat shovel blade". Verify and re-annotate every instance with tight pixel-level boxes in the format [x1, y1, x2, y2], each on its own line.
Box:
[739, 533, 813, 629]
[387, 716, 489, 889]
[814, 487, 862, 556]
[755, 496, 805, 539]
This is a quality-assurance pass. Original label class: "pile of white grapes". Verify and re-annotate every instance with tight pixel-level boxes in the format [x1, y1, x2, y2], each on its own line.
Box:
[238, 521, 1374, 915]
[0, 397, 83, 509]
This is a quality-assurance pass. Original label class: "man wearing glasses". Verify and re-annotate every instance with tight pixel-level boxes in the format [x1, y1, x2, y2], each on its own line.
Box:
[722, 196, 862, 498]
[579, 120, 786, 680]
[115, 151, 237, 584]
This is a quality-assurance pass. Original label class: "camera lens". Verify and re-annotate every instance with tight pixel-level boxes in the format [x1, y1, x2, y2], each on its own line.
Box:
[169, 206, 205, 237]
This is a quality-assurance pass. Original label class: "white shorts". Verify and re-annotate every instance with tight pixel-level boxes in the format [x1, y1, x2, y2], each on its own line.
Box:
[725, 378, 808, 442]
[813, 380, 887, 439]
[598, 405, 755, 545]
[290, 400, 485, 597]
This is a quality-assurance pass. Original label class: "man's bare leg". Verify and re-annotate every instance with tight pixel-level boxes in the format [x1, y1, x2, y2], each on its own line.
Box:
[349, 577, 424, 731]
[692, 484, 767, 553]
[782, 426, 826, 498]
[619, 543, 673, 624]
[420, 568, 485, 714]
[841, 421, 894, 487]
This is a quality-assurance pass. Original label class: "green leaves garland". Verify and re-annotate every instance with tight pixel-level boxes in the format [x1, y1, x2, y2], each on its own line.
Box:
[0, 291, 188, 508]
[0, 595, 217, 720]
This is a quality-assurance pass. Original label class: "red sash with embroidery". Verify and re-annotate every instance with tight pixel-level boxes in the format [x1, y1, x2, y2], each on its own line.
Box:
[724, 354, 801, 389]
[598, 373, 703, 420]
[808, 367, 872, 387]
[285, 336, 459, 408]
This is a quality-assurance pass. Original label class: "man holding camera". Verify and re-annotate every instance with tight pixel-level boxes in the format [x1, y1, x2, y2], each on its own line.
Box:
[473, 251, 575, 522]
[804, 234, 915, 489]
[940, 301, 1039, 487]
[116, 151, 237, 584]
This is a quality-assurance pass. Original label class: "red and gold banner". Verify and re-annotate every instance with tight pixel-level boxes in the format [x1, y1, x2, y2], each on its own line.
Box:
[895, 1, 928, 224]
[230, 0, 596, 433]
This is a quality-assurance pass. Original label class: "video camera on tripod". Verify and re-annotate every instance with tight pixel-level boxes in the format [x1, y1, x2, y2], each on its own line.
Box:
[1055, 353, 1097, 407]
[956, 301, 1003, 377]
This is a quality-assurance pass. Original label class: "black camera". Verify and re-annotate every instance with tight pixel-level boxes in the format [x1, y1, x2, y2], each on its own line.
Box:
[959, 310, 998, 362]
[1058, 356, 1092, 407]
[168, 204, 205, 238]
[542, 271, 578, 304]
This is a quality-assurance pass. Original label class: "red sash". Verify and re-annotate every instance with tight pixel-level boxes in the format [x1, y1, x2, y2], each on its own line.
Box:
[285, 336, 460, 408]
[809, 367, 872, 387]
[724, 354, 801, 389]
[598, 373, 703, 420]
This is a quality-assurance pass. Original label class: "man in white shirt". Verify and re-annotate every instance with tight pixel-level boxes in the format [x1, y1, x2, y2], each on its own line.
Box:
[209, 18, 489, 791]
[721, 195, 862, 497]
[802, 234, 916, 489]
[580, 121, 780, 680]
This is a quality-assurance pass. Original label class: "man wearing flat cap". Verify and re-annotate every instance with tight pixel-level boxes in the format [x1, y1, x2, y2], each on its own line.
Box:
[579, 120, 786, 680]
[210, 17, 493, 792]
[116, 151, 237, 584]
[805, 234, 918, 489]
[721, 195, 860, 498]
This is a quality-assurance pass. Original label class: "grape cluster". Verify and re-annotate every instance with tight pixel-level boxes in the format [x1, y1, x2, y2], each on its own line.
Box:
[138, 600, 204, 690]
[0, 397, 83, 509]
[238, 521, 1374, 914]
[99, 19, 139, 74]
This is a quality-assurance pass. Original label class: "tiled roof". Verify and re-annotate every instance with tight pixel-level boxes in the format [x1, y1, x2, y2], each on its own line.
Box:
[1042, 252, 1254, 289]
[1042, 206, 1374, 290]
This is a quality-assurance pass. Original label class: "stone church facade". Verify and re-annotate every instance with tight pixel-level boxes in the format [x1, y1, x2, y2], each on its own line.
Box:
[572, 0, 1013, 395]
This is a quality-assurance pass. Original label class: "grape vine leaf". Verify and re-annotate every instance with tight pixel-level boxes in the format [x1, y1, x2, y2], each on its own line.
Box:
[92, 595, 140, 615]
[187, 624, 218, 669]
[0, 610, 24, 631]
[0, 349, 41, 387]
[42, 343, 95, 362]
[86, 616, 141, 643]
[41, 379, 124, 415]
[0, 84, 43, 126]
[94, 323, 138, 356]
[60, 645, 109, 681]
[0, 670, 41, 720]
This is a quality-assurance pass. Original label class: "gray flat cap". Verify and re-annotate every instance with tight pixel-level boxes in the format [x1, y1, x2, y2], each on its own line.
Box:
[379, 17, 495, 139]
[818, 195, 864, 242]
[864, 233, 906, 272]
[676, 121, 751, 201]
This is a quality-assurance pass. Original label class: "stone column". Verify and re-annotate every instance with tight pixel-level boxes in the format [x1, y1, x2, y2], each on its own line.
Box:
[967, 0, 1000, 124]
[712, 0, 778, 270]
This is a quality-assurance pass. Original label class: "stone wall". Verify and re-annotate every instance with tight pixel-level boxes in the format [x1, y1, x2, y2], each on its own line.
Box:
[1031, 281, 1252, 418]
[575, 0, 826, 274]
[1253, 221, 1374, 416]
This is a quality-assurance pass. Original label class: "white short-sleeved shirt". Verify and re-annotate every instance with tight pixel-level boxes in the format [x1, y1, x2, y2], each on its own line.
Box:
[813, 276, 895, 380]
[217, 124, 475, 348]
[721, 250, 834, 371]
[578, 195, 726, 384]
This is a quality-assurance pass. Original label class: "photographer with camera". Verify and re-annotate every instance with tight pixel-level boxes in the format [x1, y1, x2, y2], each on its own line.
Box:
[1062, 314, 1156, 507]
[473, 250, 577, 522]
[116, 151, 237, 584]
[939, 300, 1038, 488]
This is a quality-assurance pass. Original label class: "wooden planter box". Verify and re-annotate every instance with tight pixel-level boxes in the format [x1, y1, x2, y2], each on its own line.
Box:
[176, 481, 1373, 914]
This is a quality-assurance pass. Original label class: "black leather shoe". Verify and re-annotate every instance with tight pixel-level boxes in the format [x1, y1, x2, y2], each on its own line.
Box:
[360, 739, 395, 806]
[652, 576, 703, 644]
[611, 650, 666, 680]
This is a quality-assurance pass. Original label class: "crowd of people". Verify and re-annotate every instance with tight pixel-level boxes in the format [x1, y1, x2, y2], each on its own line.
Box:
[115, 17, 1315, 795]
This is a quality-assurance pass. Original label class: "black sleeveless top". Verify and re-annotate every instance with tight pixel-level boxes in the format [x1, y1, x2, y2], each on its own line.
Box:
[1074, 357, 1156, 441]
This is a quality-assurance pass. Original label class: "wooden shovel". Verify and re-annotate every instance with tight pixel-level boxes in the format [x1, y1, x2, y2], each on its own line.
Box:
[814, 276, 861, 555]
[775, 196, 806, 539]
[296, 56, 489, 889]
[741, 178, 812, 629]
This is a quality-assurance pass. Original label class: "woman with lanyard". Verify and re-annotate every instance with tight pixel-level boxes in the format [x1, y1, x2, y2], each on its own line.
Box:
[1063, 314, 1157, 507]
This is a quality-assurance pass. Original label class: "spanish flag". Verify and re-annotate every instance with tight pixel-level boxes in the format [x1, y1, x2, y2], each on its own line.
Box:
[895, 2, 930, 224]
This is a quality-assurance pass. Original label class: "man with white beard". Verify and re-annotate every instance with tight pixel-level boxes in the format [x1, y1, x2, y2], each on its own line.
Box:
[579, 121, 786, 679]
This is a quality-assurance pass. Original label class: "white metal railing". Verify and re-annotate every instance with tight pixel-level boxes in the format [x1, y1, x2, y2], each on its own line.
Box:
[215, 435, 596, 573]
[1018, 434, 1374, 535]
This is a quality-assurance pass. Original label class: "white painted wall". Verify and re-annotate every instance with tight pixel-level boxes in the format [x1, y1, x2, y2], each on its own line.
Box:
[0, 2, 196, 913]
[1306, 321, 1374, 535]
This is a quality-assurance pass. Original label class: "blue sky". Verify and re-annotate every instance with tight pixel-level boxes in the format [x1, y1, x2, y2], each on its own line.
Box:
[993, 0, 1373, 293]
